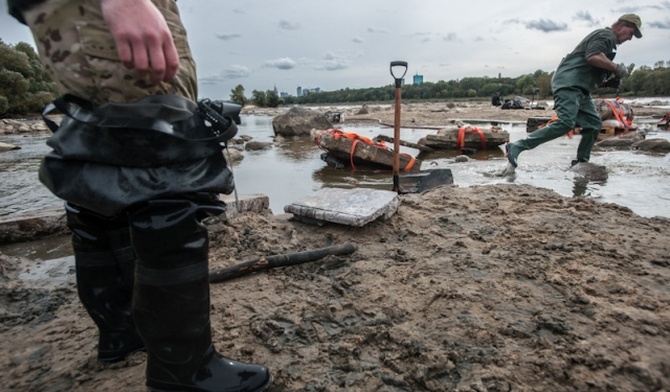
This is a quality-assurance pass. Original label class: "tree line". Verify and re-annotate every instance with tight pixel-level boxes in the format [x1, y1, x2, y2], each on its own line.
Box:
[272, 61, 670, 106]
[1, 39, 669, 116]
[235, 61, 670, 107]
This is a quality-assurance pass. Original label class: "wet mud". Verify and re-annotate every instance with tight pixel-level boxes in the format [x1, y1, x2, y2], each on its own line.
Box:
[1, 184, 669, 391]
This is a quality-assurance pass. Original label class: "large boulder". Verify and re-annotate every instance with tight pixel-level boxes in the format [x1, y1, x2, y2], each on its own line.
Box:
[632, 138, 670, 153]
[272, 106, 332, 136]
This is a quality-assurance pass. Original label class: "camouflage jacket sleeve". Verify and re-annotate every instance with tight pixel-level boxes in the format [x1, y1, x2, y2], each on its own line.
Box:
[7, 0, 47, 24]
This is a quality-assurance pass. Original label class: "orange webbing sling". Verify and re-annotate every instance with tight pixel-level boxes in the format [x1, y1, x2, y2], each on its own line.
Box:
[457, 126, 487, 150]
[604, 98, 634, 128]
[321, 129, 416, 171]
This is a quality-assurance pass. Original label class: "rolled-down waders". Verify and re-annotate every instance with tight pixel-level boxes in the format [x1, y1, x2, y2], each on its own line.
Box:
[39, 94, 238, 217]
[40, 94, 272, 391]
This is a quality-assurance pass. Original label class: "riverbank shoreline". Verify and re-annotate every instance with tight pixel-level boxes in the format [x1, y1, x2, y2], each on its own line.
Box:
[1, 183, 669, 391]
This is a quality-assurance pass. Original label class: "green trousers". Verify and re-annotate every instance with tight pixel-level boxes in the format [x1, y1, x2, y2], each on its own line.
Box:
[513, 87, 602, 162]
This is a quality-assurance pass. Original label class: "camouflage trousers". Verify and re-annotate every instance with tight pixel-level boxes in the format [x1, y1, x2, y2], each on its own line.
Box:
[21, 0, 197, 104]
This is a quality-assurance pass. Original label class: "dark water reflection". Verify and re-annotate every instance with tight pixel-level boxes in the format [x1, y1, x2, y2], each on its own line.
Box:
[1, 115, 669, 219]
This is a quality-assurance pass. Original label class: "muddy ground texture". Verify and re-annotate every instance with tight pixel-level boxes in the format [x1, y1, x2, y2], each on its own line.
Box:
[1, 99, 670, 391]
[1, 184, 669, 392]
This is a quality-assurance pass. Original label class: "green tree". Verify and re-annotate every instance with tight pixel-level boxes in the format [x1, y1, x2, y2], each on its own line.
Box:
[515, 74, 536, 95]
[0, 41, 58, 116]
[622, 66, 651, 95]
[229, 84, 247, 106]
[251, 90, 266, 107]
[265, 89, 281, 108]
[534, 73, 552, 98]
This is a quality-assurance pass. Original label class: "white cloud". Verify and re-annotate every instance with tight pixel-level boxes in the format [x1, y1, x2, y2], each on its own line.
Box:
[525, 19, 569, 33]
[199, 65, 251, 84]
[367, 27, 390, 34]
[215, 33, 242, 41]
[278, 20, 300, 30]
[263, 57, 298, 70]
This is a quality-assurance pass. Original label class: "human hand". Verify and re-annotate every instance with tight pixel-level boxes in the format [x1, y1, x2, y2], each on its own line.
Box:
[599, 78, 621, 89]
[614, 64, 628, 79]
[101, 0, 179, 84]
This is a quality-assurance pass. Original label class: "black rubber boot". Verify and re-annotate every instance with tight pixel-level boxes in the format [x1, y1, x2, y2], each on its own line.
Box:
[66, 203, 145, 363]
[130, 199, 272, 392]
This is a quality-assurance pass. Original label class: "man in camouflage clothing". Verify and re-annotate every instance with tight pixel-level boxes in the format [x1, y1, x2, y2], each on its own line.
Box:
[6, 1, 272, 391]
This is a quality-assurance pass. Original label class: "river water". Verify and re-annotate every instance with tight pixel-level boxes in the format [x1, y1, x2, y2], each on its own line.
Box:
[1, 114, 669, 220]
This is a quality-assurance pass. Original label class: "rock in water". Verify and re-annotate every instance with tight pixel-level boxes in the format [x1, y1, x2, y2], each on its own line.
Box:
[0, 142, 20, 152]
[570, 162, 608, 182]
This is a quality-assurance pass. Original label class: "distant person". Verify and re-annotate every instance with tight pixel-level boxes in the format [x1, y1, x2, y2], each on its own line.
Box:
[501, 97, 523, 110]
[6, 0, 272, 391]
[506, 14, 642, 168]
[492, 92, 503, 106]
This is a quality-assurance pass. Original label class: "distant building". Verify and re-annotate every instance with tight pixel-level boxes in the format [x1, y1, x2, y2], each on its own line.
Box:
[413, 73, 424, 85]
[296, 86, 302, 97]
[296, 86, 321, 96]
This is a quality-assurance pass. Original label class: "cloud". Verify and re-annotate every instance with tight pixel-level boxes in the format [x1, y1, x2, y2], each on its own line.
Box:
[199, 65, 250, 84]
[279, 20, 300, 30]
[443, 33, 458, 42]
[367, 27, 390, 34]
[223, 65, 251, 79]
[312, 52, 351, 71]
[410, 32, 431, 43]
[215, 33, 242, 40]
[525, 19, 568, 33]
[352, 36, 364, 43]
[263, 57, 297, 70]
[573, 11, 599, 27]
[648, 18, 670, 29]
[316, 62, 349, 71]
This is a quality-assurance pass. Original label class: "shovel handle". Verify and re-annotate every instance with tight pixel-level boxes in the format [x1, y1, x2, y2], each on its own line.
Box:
[390, 61, 408, 88]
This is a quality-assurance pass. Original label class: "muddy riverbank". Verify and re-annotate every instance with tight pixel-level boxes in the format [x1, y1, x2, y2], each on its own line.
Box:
[1, 184, 669, 391]
[1, 98, 669, 391]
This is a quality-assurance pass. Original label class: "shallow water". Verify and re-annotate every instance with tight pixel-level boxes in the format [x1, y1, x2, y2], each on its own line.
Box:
[1, 115, 669, 219]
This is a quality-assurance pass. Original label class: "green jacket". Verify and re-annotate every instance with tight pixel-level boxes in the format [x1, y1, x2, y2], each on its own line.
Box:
[551, 27, 618, 93]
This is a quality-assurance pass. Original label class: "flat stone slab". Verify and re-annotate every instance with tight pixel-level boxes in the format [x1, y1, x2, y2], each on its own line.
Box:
[284, 187, 400, 227]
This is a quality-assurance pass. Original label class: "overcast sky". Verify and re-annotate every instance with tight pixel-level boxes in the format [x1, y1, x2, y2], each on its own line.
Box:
[1, 0, 668, 100]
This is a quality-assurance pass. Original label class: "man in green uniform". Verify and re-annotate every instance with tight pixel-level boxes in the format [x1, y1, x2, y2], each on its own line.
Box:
[506, 14, 643, 168]
[6, 1, 272, 391]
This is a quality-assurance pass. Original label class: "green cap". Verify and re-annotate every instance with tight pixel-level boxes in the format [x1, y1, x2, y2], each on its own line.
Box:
[618, 14, 642, 38]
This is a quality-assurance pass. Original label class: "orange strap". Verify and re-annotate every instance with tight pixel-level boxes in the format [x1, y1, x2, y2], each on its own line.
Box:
[322, 129, 416, 171]
[457, 126, 486, 150]
[604, 98, 633, 128]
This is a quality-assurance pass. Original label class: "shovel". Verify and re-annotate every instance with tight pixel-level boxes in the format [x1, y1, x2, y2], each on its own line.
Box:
[390, 61, 408, 192]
